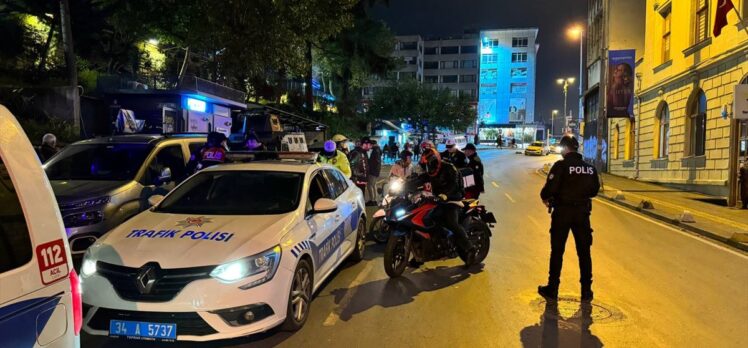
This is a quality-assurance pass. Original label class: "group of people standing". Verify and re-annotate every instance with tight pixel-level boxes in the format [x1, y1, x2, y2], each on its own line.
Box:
[318, 134, 383, 205]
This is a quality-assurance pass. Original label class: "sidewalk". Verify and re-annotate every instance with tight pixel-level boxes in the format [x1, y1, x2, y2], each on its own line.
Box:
[541, 164, 748, 252]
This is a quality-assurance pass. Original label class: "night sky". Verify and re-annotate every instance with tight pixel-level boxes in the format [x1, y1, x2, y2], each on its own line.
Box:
[370, 0, 588, 124]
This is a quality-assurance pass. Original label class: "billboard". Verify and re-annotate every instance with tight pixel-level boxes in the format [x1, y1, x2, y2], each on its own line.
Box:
[509, 98, 526, 123]
[606, 50, 635, 118]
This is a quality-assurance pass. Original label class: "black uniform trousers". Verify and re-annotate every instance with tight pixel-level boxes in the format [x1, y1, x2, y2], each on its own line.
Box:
[548, 204, 593, 289]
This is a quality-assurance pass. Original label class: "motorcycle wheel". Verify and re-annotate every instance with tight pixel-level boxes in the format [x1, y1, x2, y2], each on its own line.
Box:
[460, 218, 491, 265]
[384, 234, 410, 278]
[368, 217, 390, 244]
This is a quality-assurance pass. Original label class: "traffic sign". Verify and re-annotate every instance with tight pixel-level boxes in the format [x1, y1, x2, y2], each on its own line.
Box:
[735, 85, 748, 120]
[568, 120, 579, 128]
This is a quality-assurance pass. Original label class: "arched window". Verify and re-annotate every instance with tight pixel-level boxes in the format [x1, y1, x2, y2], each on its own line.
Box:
[687, 89, 707, 156]
[656, 102, 670, 158]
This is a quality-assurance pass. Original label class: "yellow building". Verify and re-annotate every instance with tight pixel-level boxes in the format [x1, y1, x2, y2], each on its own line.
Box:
[608, 0, 748, 203]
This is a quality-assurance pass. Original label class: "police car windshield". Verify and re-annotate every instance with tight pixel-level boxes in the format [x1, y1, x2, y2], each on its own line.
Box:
[45, 143, 153, 181]
[155, 171, 303, 215]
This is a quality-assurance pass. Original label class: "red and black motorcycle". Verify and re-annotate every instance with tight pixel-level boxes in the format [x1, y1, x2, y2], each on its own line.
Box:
[382, 184, 496, 278]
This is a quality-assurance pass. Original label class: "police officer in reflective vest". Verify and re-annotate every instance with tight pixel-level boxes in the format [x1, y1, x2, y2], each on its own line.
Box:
[538, 135, 600, 302]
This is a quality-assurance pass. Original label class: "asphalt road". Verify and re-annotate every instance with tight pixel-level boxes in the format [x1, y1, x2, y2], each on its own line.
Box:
[82, 150, 748, 348]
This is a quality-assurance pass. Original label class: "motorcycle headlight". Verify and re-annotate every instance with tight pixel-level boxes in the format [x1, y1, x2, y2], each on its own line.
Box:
[389, 180, 403, 194]
[80, 252, 97, 277]
[211, 245, 282, 288]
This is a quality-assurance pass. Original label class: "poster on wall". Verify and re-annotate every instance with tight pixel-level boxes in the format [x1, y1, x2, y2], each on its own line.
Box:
[606, 49, 635, 118]
[509, 98, 526, 123]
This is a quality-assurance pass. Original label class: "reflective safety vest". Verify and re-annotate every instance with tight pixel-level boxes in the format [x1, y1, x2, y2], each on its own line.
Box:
[319, 150, 351, 178]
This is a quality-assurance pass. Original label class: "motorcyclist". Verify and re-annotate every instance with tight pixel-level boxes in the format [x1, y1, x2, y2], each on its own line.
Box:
[441, 138, 467, 168]
[318, 140, 352, 177]
[410, 148, 476, 266]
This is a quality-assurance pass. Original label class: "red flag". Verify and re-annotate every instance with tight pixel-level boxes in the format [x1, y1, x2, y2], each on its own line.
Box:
[713, 0, 735, 37]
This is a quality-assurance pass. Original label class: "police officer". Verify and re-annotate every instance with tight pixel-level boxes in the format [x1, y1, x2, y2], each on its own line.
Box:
[538, 135, 600, 302]
[319, 140, 352, 178]
[463, 143, 484, 199]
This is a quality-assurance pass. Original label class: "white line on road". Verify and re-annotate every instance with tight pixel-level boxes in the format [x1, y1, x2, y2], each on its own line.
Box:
[504, 193, 516, 203]
[492, 181, 500, 188]
[322, 261, 374, 326]
[594, 198, 748, 259]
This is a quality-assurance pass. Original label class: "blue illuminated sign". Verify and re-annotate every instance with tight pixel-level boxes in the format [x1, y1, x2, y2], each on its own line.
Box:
[186, 98, 207, 112]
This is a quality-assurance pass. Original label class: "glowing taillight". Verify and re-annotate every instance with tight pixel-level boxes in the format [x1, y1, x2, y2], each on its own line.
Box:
[69, 270, 83, 335]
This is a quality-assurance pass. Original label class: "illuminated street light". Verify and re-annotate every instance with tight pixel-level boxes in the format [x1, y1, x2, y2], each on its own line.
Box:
[551, 109, 559, 136]
[567, 24, 584, 130]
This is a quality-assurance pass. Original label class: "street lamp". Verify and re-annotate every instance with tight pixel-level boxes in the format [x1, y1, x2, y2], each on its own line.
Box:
[557, 77, 575, 120]
[567, 25, 584, 127]
[551, 109, 559, 137]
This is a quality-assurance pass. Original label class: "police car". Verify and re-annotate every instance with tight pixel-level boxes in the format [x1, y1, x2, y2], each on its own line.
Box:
[80, 156, 367, 341]
[0, 105, 81, 347]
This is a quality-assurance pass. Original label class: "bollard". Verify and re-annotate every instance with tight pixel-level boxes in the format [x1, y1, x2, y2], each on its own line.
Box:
[679, 210, 696, 223]
[614, 190, 626, 201]
[638, 200, 655, 210]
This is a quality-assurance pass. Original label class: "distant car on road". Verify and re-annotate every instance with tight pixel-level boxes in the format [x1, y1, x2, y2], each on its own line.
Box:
[524, 141, 550, 156]
[43, 134, 205, 259]
[80, 159, 367, 341]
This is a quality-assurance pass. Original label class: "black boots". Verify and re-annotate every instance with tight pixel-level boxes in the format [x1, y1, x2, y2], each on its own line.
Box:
[537, 285, 558, 300]
[581, 288, 594, 302]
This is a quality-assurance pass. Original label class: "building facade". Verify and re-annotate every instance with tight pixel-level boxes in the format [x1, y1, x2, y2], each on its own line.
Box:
[582, 0, 646, 170]
[607, 0, 748, 203]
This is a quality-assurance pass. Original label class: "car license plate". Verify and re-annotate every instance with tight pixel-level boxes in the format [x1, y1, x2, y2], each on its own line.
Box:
[109, 320, 177, 340]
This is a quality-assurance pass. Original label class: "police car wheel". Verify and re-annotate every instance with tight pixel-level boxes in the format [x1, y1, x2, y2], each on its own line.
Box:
[281, 259, 313, 331]
[350, 216, 367, 262]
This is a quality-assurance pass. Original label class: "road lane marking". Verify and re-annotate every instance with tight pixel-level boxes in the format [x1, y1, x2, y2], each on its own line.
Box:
[322, 261, 374, 326]
[594, 198, 748, 259]
[504, 193, 516, 203]
[492, 181, 500, 188]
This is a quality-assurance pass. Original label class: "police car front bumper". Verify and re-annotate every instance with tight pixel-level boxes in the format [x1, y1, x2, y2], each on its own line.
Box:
[81, 264, 295, 341]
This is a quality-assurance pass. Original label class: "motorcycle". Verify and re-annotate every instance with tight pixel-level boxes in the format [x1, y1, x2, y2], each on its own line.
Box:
[382, 182, 496, 278]
[369, 179, 407, 243]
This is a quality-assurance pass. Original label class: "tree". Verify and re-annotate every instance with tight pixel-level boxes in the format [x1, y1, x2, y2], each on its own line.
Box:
[367, 81, 476, 138]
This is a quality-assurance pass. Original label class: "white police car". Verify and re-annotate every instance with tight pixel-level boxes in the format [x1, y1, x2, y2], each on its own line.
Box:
[80, 159, 366, 341]
[0, 105, 81, 347]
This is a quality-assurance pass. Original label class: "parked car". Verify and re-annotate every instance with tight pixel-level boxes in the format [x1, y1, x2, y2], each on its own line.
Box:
[0, 105, 81, 348]
[524, 141, 550, 156]
[80, 160, 367, 341]
[43, 134, 206, 259]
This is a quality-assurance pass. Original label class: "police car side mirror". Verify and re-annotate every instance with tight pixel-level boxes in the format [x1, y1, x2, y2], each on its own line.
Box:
[312, 198, 338, 214]
[157, 167, 172, 185]
[148, 194, 165, 207]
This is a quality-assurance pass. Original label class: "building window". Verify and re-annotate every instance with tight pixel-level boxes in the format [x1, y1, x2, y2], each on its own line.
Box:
[400, 42, 417, 50]
[460, 45, 478, 54]
[441, 46, 459, 54]
[511, 68, 528, 78]
[424, 47, 437, 55]
[424, 75, 439, 83]
[483, 39, 499, 48]
[424, 61, 438, 70]
[611, 124, 620, 160]
[460, 89, 477, 100]
[661, 8, 671, 62]
[656, 102, 670, 158]
[480, 68, 498, 80]
[510, 83, 528, 94]
[584, 92, 599, 122]
[625, 119, 635, 160]
[441, 75, 458, 83]
[694, 0, 709, 44]
[460, 74, 476, 83]
[440, 60, 458, 69]
[512, 37, 528, 47]
[481, 54, 498, 64]
[403, 56, 417, 65]
[687, 89, 707, 156]
[461, 59, 477, 68]
[511, 52, 528, 63]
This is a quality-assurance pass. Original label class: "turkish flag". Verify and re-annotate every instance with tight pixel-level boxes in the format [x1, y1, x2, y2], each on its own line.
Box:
[713, 0, 735, 37]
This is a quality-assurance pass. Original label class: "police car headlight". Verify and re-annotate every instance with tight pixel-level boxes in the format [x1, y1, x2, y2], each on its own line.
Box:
[81, 255, 97, 277]
[211, 245, 282, 287]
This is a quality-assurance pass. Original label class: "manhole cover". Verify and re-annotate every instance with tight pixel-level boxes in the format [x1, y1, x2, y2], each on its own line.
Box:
[531, 296, 624, 324]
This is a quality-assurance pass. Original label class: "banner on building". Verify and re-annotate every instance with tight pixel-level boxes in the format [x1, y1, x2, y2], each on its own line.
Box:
[606, 50, 635, 118]
[509, 98, 526, 123]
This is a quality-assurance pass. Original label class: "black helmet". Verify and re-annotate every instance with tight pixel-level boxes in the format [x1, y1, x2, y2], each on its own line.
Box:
[559, 134, 579, 151]
[419, 148, 442, 176]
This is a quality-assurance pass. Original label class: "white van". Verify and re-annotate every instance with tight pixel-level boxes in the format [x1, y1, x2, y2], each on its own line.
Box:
[0, 105, 81, 348]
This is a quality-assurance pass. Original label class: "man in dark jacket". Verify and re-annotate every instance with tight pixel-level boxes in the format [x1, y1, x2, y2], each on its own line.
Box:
[441, 138, 467, 168]
[366, 139, 383, 205]
[410, 148, 476, 265]
[463, 143, 484, 199]
[538, 135, 600, 302]
[348, 137, 370, 191]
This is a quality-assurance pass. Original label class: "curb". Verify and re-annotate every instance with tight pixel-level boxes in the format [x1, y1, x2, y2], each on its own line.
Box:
[538, 167, 748, 253]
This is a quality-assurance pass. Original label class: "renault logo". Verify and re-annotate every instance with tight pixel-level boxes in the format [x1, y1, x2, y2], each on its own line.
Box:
[135, 263, 159, 294]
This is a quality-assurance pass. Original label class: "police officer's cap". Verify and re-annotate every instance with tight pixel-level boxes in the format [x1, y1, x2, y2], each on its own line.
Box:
[559, 134, 579, 151]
